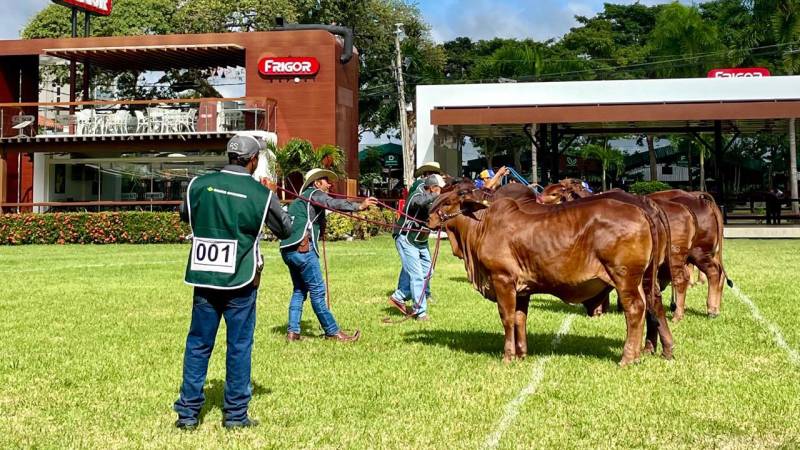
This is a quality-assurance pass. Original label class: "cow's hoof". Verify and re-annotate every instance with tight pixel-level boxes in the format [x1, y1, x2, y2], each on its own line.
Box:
[707, 311, 720, 319]
[671, 314, 684, 323]
[618, 357, 640, 367]
[661, 350, 674, 361]
[643, 342, 656, 355]
[515, 353, 527, 360]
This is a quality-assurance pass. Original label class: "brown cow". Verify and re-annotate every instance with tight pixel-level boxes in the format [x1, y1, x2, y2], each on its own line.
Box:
[649, 190, 729, 319]
[545, 181, 729, 319]
[428, 181, 674, 366]
[539, 181, 698, 322]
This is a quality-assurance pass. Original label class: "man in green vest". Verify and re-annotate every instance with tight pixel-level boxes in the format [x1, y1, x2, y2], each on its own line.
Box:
[280, 168, 377, 341]
[174, 134, 292, 430]
[389, 162, 442, 316]
[388, 172, 445, 321]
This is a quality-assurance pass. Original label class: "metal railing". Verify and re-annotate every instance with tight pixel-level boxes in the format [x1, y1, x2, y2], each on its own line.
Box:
[0, 96, 277, 139]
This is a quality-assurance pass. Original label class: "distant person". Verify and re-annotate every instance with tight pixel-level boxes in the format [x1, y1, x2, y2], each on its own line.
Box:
[766, 187, 784, 225]
[174, 134, 292, 430]
[475, 166, 509, 190]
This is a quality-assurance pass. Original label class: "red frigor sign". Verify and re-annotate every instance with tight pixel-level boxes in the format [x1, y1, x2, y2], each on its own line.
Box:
[52, 0, 113, 16]
[707, 68, 771, 78]
[259, 57, 320, 76]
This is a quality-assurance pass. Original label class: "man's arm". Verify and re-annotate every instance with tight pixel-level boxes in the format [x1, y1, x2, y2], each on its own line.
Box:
[310, 190, 367, 212]
[265, 195, 292, 239]
[179, 199, 189, 223]
[408, 191, 438, 209]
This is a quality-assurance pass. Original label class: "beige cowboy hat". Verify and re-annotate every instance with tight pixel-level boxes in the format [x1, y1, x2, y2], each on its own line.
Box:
[414, 161, 442, 177]
[300, 168, 339, 192]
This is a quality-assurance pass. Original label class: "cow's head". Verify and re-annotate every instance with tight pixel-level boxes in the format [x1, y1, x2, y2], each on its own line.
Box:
[428, 180, 490, 229]
[540, 178, 592, 204]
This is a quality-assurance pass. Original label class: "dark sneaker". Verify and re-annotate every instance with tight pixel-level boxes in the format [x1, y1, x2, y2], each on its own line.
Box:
[388, 296, 411, 316]
[175, 419, 198, 430]
[223, 417, 259, 429]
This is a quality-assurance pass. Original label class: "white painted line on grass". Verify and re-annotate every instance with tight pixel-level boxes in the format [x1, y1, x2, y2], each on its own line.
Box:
[483, 314, 576, 450]
[731, 285, 800, 366]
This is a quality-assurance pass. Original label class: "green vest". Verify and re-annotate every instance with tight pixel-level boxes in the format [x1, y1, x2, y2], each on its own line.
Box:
[280, 188, 323, 255]
[394, 178, 430, 249]
[184, 169, 272, 289]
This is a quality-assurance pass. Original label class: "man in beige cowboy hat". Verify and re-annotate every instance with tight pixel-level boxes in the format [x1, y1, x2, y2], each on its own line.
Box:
[279, 168, 377, 341]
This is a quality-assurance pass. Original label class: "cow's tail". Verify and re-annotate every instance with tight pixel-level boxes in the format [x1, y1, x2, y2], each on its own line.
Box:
[699, 193, 733, 288]
[640, 199, 664, 316]
[654, 199, 674, 311]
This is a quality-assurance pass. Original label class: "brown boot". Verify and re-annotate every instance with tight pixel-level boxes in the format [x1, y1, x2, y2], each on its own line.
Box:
[286, 332, 302, 342]
[388, 296, 411, 316]
[325, 329, 361, 342]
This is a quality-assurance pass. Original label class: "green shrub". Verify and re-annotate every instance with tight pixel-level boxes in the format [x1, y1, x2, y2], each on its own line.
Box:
[629, 180, 672, 195]
[0, 209, 399, 245]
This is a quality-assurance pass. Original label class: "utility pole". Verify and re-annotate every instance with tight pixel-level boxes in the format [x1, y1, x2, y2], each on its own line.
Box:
[393, 23, 413, 187]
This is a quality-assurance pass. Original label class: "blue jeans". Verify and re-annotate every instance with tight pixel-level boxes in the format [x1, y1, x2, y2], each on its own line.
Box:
[397, 267, 431, 300]
[174, 285, 257, 424]
[392, 235, 432, 317]
[282, 249, 340, 336]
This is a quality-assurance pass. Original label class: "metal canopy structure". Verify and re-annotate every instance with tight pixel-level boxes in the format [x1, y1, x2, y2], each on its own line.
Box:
[416, 76, 800, 202]
[43, 44, 246, 71]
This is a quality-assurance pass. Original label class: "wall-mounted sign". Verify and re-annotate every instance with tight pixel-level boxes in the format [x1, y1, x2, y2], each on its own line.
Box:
[259, 57, 320, 76]
[384, 154, 398, 167]
[707, 68, 770, 78]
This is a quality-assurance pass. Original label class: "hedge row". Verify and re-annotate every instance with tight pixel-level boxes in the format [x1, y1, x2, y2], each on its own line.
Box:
[0, 209, 399, 245]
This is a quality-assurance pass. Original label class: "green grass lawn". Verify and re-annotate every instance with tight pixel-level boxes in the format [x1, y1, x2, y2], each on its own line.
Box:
[1, 237, 799, 449]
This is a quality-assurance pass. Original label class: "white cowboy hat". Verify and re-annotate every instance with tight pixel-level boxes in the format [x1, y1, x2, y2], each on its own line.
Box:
[301, 168, 339, 192]
[414, 161, 442, 177]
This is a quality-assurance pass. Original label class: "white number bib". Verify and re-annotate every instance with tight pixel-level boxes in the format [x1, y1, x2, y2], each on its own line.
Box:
[190, 238, 238, 274]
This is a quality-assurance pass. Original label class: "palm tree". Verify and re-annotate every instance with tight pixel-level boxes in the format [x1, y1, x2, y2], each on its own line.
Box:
[773, 0, 800, 214]
[273, 138, 345, 193]
[580, 143, 624, 191]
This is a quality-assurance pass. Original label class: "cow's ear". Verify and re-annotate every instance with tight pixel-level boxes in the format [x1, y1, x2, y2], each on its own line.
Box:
[462, 197, 489, 215]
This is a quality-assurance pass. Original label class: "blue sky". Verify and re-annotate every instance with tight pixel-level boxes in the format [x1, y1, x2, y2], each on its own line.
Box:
[4, 1, 703, 42]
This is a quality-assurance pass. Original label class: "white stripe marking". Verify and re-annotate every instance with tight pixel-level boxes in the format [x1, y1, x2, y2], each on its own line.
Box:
[731, 285, 800, 366]
[483, 314, 575, 450]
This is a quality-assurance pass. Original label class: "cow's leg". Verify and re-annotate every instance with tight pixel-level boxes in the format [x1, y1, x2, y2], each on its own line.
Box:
[668, 250, 690, 323]
[613, 276, 646, 367]
[514, 295, 530, 359]
[494, 278, 517, 363]
[692, 252, 723, 317]
[583, 288, 612, 317]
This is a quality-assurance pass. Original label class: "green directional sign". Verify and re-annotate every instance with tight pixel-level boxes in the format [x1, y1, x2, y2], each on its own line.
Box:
[384, 154, 399, 167]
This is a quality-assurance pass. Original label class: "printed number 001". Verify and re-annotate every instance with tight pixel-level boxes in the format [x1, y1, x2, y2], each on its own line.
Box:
[196, 243, 231, 263]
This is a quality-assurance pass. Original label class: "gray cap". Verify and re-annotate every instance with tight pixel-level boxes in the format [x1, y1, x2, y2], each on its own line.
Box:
[424, 174, 446, 188]
[226, 134, 264, 157]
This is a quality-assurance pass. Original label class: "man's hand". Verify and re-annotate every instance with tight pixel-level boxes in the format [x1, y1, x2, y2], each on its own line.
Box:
[261, 178, 277, 192]
[497, 166, 510, 177]
[359, 197, 378, 210]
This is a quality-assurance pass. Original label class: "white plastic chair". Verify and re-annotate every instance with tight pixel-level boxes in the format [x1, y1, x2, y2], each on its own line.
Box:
[134, 110, 151, 134]
[76, 109, 96, 135]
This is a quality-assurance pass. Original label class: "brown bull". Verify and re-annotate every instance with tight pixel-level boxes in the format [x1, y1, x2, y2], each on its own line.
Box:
[428, 181, 673, 366]
[539, 180, 697, 322]
[543, 181, 728, 319]
[649, 190, 729, 319]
